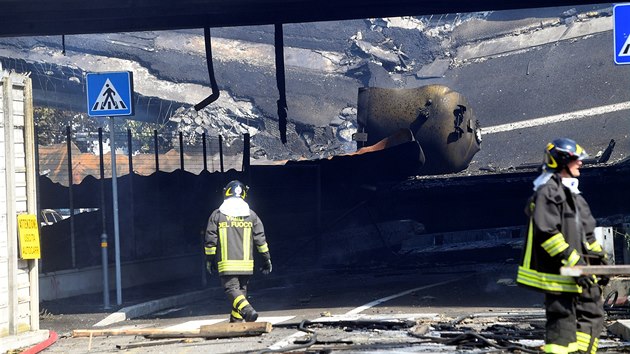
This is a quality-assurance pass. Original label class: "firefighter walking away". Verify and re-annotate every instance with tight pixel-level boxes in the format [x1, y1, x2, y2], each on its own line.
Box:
[204, 180, 273, 322]
[516, 138, 608, 354]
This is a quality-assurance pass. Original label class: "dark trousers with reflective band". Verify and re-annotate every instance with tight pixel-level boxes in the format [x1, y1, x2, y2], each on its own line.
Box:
[576, 285, 605, 354]
[220, 275, 251, 320]
[544, 286, 605, 354]
[545, 292, 577, 353]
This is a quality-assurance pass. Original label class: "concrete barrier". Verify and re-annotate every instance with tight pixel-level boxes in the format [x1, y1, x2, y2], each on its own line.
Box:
[39, 253, 201, 300]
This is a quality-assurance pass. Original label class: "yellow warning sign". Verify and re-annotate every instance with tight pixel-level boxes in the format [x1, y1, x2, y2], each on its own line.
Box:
[18, 214, 41, 259]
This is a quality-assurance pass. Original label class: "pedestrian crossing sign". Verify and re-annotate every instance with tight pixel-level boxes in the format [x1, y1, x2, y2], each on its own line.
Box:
[86, 71, 134, 116]
[614, 3, 630, 65]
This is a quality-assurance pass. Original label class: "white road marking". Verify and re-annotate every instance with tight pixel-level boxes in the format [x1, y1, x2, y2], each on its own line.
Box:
[258, 316, 296, 324]
[267, 277, 464, 350]
[163, 315, 295, 331]
[268, 332, 310, 350]
[312, 313, 439, 323]
[344, 277, 462, 315]
[482, 101, 630, 134]
[164, 319, 225, 331]
[94, 312, 126, 327]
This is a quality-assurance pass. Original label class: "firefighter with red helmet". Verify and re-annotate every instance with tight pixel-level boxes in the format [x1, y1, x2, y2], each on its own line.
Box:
[204, 180, 272, 322]
[517, 138, 608, 354]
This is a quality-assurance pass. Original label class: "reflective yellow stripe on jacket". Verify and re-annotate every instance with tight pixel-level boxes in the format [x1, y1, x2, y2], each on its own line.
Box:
[541, 233, 568, 257]
[522, 216, 534, 269]
[243, 227, 251, 261]
[218, 260, 255, 273]
[517, 266, 580, 293]
[562, 249, 581, 267]
[257, 243, 269, 253]
[585, 241, 603, 253]
[217, 221, 255, 273]
[517, 217, 580, 293]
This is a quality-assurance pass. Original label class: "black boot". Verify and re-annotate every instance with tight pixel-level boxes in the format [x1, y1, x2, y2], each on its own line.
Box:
[241, 305, 258, 322]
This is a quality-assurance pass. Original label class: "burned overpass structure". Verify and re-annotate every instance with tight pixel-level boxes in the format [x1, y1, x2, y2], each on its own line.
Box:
[37, 142, 630, 274]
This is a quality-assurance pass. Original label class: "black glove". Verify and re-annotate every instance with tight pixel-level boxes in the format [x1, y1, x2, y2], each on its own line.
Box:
[206, 256, 217, 275]
[261, 259, 272, 275]
[598, 276, 610, 287]
[576, 275, 595, 288]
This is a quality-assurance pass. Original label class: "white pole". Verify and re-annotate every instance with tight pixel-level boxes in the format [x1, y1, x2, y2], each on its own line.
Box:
[110, 117, 122, 305]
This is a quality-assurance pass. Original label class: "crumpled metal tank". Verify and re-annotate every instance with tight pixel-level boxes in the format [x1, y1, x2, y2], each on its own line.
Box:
[356, 85, 482, 174]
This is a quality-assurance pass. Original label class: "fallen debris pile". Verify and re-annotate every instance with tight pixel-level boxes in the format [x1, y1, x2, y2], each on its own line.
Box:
[269, 312, 630, 353]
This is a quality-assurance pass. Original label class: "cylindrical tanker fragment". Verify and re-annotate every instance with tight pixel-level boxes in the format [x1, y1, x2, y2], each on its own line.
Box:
[357, 85, 482, 174]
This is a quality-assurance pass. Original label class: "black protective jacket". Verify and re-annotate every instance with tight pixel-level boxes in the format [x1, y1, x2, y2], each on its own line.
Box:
[516, 173, 602, 293]
[204, 207, 270, 276]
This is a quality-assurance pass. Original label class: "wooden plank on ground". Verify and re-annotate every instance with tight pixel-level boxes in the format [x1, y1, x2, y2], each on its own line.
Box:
[560, 265, 630, 276]
[72, 322, 272, 339]
[73, 328, 202, 338]
[148, 322, 272, 339]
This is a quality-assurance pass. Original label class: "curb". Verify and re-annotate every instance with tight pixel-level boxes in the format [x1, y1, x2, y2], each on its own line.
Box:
[0, 330, 50, 353]
[21, 330, 58, 354]
[94, 288, 212, 327]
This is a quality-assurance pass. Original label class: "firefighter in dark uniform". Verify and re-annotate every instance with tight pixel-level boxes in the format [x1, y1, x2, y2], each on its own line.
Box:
[204, 180, 272, 322]
[517, 138, 608, 354]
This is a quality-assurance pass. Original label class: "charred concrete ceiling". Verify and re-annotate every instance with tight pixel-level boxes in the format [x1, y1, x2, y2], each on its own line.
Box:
[0, 0, 614, 37]
[0, 2, 628, 171]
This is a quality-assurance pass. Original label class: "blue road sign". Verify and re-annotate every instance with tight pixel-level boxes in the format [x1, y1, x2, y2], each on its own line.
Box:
[614, 3, 630, 65]
[86, 71, 134, 116]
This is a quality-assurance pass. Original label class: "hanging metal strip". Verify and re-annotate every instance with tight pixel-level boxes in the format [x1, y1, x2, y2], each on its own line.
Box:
[275, 23, 288, 144]
[194, 26, 220, 111]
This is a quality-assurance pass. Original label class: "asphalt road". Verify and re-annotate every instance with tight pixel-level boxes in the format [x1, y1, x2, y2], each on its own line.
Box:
[39, 262, 551, 353]
[447, 30, 630, 171]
